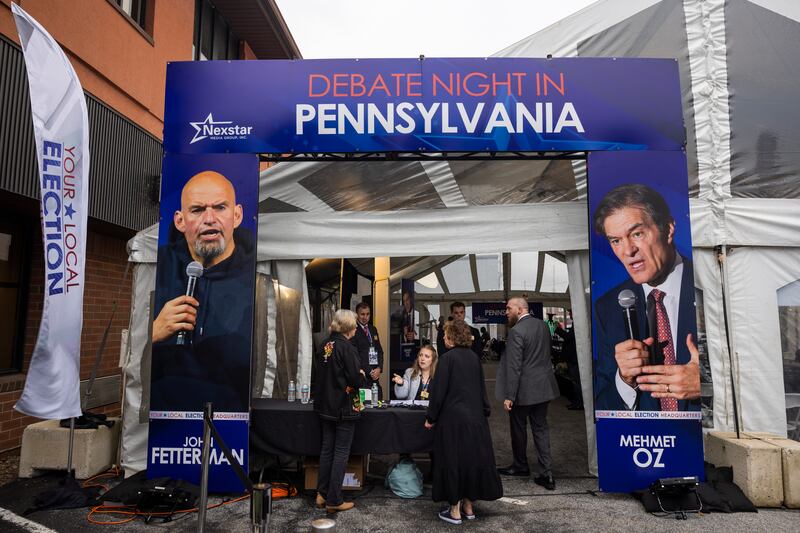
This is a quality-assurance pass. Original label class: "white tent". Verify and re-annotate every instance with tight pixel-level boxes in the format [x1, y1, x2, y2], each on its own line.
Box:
[122, 0, 800, 475]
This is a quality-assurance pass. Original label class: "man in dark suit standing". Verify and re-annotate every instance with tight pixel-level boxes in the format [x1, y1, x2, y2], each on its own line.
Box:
[496, 297, 560, 490]
[351, 302, 384, 399]
[437, 302, 482, 357]
[593, 184, 700, 411]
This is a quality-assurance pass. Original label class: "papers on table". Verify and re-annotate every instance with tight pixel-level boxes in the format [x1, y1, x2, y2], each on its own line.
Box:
[388, 400, 429, 407]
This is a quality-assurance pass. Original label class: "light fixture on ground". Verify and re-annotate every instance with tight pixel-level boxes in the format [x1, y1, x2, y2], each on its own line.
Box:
[648, 476, 702, 519]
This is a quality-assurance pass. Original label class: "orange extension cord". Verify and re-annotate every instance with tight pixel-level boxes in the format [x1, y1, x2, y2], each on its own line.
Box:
[81, 467, 297, 525]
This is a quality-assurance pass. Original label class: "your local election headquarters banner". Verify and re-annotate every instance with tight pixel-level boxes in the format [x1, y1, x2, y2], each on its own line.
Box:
[588, 151, 704, 492]
[13, 4, 88, 420]
[162, 58, 685, 155]
[147, 153, 258, 492]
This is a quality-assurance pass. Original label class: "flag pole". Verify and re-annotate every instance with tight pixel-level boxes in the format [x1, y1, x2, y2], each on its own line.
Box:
[66, 417, 75, 477]
[11, 2, 89, 426]
[11, 2, 89, 485]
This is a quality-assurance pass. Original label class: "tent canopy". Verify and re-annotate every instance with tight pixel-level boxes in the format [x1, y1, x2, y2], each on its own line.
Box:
[123, 0, 800, 475]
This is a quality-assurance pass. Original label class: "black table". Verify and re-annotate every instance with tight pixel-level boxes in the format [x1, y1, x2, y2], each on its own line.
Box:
[250, 398, 434, 457]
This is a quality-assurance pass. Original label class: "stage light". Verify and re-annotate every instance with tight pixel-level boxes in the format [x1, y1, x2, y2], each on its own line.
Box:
[648, 476, 702, 519]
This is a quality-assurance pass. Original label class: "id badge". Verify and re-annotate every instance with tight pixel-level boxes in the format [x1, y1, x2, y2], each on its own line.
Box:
[368, 346, 378, 366]
[420, 390, 429, 400]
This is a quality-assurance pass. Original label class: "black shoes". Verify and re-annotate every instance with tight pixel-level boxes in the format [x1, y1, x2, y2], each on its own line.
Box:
[534, 474, 556, 490]
[497, 466, 530, 477]
[497, 465, 555, 490]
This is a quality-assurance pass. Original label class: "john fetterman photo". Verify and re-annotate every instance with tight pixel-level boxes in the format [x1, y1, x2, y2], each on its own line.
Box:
[150, 170, 255, 413]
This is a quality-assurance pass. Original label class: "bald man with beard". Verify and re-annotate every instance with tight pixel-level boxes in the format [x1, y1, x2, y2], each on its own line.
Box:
[150, 170, 255, 413]
[495, 297, 560, 490]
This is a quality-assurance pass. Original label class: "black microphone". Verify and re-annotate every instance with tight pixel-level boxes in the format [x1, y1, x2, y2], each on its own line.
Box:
[617, 289, 639, 340]
[176, 261, 203, 346]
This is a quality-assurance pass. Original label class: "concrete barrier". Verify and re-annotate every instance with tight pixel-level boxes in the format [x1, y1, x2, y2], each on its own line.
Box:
[704, 431, 745, 467]
[704, 431, 783, 507]
[763, 437, 800, 508]
[19, 418, 120, 480]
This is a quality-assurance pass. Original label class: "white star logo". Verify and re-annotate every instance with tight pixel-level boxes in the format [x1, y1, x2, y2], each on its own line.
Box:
[189, 113, 232, 144]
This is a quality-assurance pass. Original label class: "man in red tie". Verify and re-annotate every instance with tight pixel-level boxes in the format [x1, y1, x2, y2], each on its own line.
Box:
[592, 184, 701, 411]
[351, 302, 384, 399]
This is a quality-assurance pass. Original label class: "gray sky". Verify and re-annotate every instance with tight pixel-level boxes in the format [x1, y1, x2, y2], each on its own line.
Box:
[275, 0, 598, 59]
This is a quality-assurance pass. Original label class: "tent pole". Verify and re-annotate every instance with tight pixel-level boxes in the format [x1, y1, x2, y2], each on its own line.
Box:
[502, 253, 511, 301]
[374, 258, 391, 400]
[198, 402, 213, 532]
[338, 258, 344, 309]
[717, 245, 741, 438]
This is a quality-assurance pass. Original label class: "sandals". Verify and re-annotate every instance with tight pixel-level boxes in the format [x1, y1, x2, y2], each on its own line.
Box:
[438, 509, 463, 525]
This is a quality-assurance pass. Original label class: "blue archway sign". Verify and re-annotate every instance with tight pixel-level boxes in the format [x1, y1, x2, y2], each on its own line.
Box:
[150, 57, 703, 494]
[163, 58, 684, 155]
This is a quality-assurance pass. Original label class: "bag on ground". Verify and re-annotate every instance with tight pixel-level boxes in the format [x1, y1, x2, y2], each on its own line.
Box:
[385, 458, 423, 498]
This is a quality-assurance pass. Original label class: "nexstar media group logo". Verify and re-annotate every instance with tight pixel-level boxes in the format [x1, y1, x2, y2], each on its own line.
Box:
[189, 113, 253, 144]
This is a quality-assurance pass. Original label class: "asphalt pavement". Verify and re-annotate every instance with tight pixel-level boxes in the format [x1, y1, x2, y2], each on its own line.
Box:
[0, 361, 798, 532]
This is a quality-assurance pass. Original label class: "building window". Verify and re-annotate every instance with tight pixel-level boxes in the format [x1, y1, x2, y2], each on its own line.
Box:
[193, 0, 240, 61]
[0, 218, 30, 374]
[115, 0, 149, 31]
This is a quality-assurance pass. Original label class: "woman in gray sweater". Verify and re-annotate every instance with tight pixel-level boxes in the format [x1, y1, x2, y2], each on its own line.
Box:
[392, 344, 438, 400]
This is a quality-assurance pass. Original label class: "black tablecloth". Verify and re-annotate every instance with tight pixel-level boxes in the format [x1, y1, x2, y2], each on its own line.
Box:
[250, 399, 433, 456]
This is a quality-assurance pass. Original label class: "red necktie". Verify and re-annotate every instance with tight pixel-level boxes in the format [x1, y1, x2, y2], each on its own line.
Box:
[362, 324, 372, 343]
[650, 289, 677, 411]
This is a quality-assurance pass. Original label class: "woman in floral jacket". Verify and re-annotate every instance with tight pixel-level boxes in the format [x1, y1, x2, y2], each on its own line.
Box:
[312, 309, 364, 513]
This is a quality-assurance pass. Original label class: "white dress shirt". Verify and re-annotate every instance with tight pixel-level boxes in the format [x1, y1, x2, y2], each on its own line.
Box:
[616, 255, 684, 409]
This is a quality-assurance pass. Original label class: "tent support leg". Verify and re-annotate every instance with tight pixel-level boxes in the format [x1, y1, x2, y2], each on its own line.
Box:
[716, 245, 741, 438]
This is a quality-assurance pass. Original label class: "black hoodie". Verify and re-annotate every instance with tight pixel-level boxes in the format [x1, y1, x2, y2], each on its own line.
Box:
[150, 227, 256, 413]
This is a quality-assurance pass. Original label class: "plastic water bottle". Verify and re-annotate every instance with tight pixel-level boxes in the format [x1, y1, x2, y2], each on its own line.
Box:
[300, 384, 310, 404]
[371, 383, 379, 407]
[288, 380, 296, 402]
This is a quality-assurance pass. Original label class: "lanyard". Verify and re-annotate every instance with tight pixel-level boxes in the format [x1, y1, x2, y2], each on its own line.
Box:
[419, 376, 430, 399]
[362, 324, 372, 344]
[420, 376, 429, 391]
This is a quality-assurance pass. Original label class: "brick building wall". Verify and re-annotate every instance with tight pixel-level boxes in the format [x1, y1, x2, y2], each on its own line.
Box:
[0, 225, 131, 452]
[0, 0, 299, 457]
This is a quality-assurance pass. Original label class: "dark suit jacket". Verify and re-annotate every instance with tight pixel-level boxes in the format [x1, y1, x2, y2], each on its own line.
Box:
[390, 307, 414, 335]
[594, 258, 700, 411]
[437, 324, 482, 357]
[350, 323, 383, 386]
[495, 315, 559, 406]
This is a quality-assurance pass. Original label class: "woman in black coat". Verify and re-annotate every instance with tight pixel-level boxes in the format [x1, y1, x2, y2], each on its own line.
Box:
[313, 309, 364, 513]
[425, 321, 503, 524]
